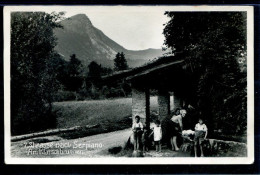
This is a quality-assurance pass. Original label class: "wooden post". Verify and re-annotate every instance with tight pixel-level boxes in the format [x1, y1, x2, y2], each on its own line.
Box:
[145, 88, 150, 129]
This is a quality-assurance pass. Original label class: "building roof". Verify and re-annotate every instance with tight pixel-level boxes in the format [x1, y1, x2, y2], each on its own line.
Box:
[101, 54, 185, 82]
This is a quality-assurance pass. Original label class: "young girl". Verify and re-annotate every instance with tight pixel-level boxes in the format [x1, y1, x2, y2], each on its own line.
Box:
[150, 120, 162, 152]
[194, 118, 208, 157]
[132, 115, 143, 151]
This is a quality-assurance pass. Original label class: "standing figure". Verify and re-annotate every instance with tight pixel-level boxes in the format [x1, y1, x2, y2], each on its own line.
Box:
[170, 108, 186, 151]
[150, 120, 162, 152]
[132, 115, 143, 151]
[194, 118, 208, 157]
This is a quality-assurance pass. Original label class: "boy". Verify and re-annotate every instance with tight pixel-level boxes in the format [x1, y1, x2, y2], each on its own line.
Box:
[194, 118, 208, 157]
[132, 115, 143, 151]
[150, 120, 162, 152]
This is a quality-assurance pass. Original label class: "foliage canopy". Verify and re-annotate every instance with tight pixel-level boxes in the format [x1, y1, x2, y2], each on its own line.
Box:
[163, 12, 247, 134]
[11, 12, 64, 135]
[114, 52, 128, 71]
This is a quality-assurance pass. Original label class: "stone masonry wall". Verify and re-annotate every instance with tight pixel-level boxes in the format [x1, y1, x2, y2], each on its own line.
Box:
[180, 138, 247, 157]
[132, 88, 147, 126]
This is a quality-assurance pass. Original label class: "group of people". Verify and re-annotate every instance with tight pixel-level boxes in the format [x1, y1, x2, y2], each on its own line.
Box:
[132, 108, 208, 157]
[132, 116, 162, 153]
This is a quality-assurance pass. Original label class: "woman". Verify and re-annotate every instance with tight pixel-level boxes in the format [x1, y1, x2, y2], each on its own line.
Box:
[170, 108, 186, 151]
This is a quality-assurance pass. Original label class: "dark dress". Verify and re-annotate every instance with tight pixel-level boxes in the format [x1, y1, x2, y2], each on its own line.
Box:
[169, 118, 183, 148]
[170, 120, 181, 136]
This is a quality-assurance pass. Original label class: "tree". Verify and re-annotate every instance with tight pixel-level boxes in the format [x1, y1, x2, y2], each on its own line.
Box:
[114, 52, 128, 71]
[86, 61, 114, 99]
[163, 12, 247, 134]
[64, 54, 83, 91]
[11, 12, 64, 135]
[88, 61, 102, 79]
[49, 53, 68, 88]
[67, 54, 82, 76]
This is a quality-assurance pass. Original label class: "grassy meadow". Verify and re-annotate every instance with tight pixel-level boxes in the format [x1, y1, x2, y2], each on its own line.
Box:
[52, 97, 164, 139]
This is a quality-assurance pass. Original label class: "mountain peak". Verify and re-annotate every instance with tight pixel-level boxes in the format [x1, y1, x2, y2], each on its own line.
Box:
[69, 14, 92, 25]
[71, 13, 88, 18]
[55, 13, 165, 68]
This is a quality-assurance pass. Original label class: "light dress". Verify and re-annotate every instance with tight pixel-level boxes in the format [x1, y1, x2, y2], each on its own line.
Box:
[153, 126, 162, 141]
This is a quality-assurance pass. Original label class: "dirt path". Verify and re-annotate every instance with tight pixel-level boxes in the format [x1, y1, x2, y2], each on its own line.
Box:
[11, 128, 190, 158]
[11, 128, 133, 158]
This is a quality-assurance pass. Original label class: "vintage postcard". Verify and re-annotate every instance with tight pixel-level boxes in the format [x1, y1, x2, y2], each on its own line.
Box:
[4, 5, 254, 164]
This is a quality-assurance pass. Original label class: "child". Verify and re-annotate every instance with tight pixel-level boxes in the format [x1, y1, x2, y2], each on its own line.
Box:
[194, 118, 208, 157]
[132, 115, 143, 151]
[150, 120, 162, 152]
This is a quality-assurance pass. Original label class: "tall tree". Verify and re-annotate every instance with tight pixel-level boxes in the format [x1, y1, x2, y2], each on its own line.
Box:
[163, 12, 247, 134]
[114, 52, 128, 71]
[67, 54, 82, 76]
[64, 54, 83, 91]
[11, 12, 64, 135]
[49, 53, 68, 89]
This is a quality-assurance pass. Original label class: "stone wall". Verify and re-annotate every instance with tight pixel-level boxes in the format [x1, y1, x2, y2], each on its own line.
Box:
[180, 138, 247, 157]
[132, 87, 148, 126]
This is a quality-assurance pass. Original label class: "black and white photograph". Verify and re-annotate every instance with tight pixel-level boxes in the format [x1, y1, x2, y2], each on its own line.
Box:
[4, 6, 254, 164]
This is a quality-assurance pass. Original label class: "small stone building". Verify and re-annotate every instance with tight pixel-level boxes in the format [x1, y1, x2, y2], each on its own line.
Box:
[102, 54, 193, 129]
[102, 58, 248, 156]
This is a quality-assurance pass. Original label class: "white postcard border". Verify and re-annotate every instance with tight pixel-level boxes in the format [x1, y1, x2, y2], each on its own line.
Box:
[4, 5, 255, 165]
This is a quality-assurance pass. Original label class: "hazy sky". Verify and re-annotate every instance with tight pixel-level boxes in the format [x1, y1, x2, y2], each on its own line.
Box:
[61, 7, 169, 50]
[80, 12, 168, 50]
